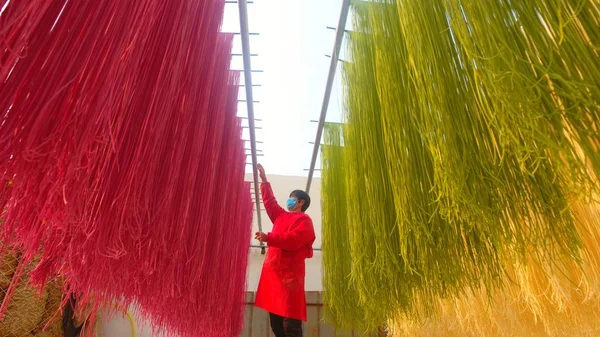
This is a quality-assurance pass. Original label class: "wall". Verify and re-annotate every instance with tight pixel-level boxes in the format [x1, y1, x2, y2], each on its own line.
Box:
[99, 292, 375, 337]
[241, 292, 377, 337]
[97, 175, 324, 336]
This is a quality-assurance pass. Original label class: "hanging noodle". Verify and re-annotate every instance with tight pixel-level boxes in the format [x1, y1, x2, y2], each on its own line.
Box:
[322, 0, 600, 334]
[0, 1, 253, 337]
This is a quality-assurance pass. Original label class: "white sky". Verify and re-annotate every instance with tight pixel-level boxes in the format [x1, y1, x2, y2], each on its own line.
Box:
[221, 0, 346, 177]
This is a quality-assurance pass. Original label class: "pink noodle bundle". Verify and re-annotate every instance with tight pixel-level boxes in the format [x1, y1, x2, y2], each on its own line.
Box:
[0, 1, 253, 336]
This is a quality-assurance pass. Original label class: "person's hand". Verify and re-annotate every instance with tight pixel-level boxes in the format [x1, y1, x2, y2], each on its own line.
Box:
[254, 232, 267, 243]
[257, 164, 267, 183]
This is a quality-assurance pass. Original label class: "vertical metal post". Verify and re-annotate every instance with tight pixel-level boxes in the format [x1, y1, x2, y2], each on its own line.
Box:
[238, 0, 265, 253]
[306, 0, 351, 194]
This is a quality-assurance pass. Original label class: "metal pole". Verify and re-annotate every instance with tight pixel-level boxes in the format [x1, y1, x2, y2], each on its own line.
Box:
[238, 0, 265, 254]
[305, 0, 351, 194]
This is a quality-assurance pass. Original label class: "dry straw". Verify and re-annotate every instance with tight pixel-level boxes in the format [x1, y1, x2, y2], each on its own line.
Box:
[0, 253, 64, 337]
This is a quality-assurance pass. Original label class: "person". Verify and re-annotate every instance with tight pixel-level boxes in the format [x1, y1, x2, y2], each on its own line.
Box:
[254, 164, 316, 337]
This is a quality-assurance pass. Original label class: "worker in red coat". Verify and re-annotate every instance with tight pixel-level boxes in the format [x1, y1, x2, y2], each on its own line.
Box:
[254, 164, 316, 337]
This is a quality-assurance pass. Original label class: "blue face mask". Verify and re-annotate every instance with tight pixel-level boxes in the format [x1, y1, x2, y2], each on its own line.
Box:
[286, 198, 297, 211]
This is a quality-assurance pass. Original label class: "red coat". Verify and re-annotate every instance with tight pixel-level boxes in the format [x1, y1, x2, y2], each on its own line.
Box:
[255, 182, 316, 321]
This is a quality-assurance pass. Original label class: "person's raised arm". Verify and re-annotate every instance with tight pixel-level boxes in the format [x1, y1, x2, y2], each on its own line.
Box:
[258, 164, 285, 223]
[266, 217, 315, 251]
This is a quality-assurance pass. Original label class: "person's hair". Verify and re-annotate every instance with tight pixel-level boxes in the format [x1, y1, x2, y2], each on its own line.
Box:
[290, 190, 311, 212]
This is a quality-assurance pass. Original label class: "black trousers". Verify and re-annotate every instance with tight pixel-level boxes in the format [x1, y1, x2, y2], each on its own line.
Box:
[269, 313, 303, 337]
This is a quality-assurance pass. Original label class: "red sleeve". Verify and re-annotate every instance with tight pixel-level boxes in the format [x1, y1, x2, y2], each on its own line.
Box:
[260, 182, 286, 223]
[267, 217, 316, 251]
